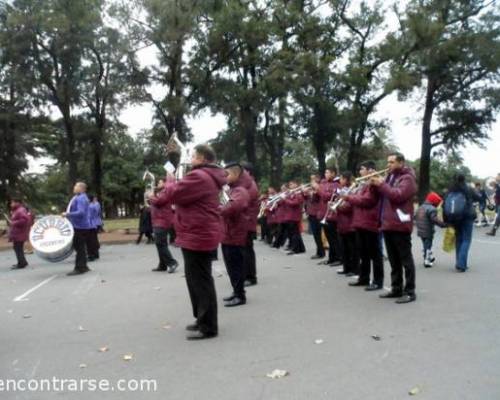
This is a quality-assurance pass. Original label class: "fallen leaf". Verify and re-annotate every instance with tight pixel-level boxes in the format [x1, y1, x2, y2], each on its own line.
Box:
[266, 369, 289, 379]
[79, 364, 87, 369]
[409, 386, 421, 396]
[99, 347, 109, 353]
[22, 314, 31, 319]
[371, 335, 381, 341]
[163, 325, 172, 330]
[314, 339, 324, 345]
[78, 326, 88, 332]
[123, 354, 133, 361]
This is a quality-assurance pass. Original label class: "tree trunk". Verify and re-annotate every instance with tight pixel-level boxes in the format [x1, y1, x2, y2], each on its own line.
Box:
[62, 114, 78, 193]
[419, 78, 437, 203]
[92, 126, 103, 200]
[240, 105, 258, 176]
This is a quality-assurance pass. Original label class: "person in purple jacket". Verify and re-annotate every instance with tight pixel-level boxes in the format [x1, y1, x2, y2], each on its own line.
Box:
[8, 197, 31, 270]
[370, 153, 418, 304]
[63, 182, 92, 276]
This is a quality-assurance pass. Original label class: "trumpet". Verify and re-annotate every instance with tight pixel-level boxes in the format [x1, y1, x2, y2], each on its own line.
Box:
[267, 184, 312, 211]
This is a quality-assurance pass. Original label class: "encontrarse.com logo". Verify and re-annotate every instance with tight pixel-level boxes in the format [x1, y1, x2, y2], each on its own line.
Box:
[0, 378, 158, 392]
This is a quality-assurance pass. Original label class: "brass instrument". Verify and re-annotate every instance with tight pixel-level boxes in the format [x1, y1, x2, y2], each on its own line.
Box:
[267, 184, 312, 211]
[320, 168, 389, 224]
[220, 185, 231, 206]
[166, 131, 191, 180]
[142, 170, 156, 206]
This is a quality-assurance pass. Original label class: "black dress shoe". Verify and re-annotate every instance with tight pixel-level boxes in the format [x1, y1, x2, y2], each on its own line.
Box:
[186, 331, 217, 340]
[329, 260, 343, 267]
[152, 267, 167, 272]
[286, 251, 295, 255]
[336, 269, 346, 274]
[185, 323, 199, 332]
[345, 272, 356, 277]
[244, 280, 257, 287]
[310, 255, 325, 260]
[67, 268, 90, 276]
[167, 261, 179, 273]
[348, 281, 369, 287]
[365, 284, 383, 291]
[395, 293, 417, 304]
[379, 291, 403, 298]
[11, 264, 27, 270]
[224, 297, 246, 307]
[223, 293, 236, 302]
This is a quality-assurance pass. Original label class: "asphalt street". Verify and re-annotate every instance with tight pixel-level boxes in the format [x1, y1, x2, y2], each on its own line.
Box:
[1, 227, 499, 400]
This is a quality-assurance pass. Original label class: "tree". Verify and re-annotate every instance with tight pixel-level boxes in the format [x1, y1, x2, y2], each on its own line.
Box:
[399, 0, 500, 201]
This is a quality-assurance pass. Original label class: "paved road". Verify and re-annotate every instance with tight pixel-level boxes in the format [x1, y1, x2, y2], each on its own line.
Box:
[1, 228, 499, 400]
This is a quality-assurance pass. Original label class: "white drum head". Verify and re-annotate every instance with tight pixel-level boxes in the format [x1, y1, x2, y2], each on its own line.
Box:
[29, 216, 74, 263]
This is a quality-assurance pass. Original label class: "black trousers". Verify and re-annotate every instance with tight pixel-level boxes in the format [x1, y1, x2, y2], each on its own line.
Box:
[136, 232, 153, 244]
[13, 241, 28, 267]
[167, 227, 176, 244]
[87, 228, 100, 259]
[259, 217, 269, 241]
[340, 232, 359, 274]
[308, 215, 325, 257]
[222, 244, 246, 299]
[182, 248, 218, 335]
[73, 229, 89, 271]
[323, 221, 342, 262]
[273, 223, 288, 248]
[357, 229, 384, 285]
[153, 227, 177, 269]
[383, 231, 416, 294]
[244, 232, 257, 282]
[267, 223, 278, 245]
[286, 222, 306, 253]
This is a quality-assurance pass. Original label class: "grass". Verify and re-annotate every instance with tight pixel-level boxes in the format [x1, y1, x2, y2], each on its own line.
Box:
[103, 218, 138, 232]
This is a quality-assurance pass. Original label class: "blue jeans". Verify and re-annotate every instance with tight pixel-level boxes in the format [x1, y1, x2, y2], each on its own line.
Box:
[454, 219, 474, 270]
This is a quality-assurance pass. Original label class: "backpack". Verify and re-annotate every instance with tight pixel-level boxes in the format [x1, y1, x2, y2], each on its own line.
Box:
[443, 191, 467, 222]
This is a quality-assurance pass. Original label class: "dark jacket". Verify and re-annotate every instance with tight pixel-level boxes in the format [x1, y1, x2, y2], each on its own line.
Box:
[416, 202, 446, 238]
[377, 166, 417, 233]
[336, 201, 355, 235]
[444, 183, 481, 223]
[149, 187, 175, 229]
[221, 176, 250, 246]
[163, 164, 226, 252]
[345, 183, 380, 233]
[66, 193, 91, 230]
[89, 202, 102, 229]
[9, 205, 31, 242]
[305, 191, 321, 217]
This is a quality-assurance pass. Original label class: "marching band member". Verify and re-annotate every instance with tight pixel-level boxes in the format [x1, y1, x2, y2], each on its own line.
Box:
[370, 153, 417, 304]
[63, 182, 92, 276]
[265, 187, 278, 245]
[335, 172, 358, 276]
[306, 175, 325, 260]
[8, 196, 31, 270]
[316, 167, 342, 266]
[221, 163, 251, 307]
[344, 161, 384, 290]
[241, 163, 260, 287]
[272, 184, 289, 249]
[258, 191, 270, 242]
[149, 179, 179, 273]
[282, 180, 306, 255]
[160, 144, 226, 340]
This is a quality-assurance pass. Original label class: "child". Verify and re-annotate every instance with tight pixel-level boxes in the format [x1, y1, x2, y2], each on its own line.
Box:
[416, 192, 446, 268]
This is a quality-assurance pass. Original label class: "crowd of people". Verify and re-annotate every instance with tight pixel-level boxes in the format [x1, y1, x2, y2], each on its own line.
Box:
[4, 142, 500, 340]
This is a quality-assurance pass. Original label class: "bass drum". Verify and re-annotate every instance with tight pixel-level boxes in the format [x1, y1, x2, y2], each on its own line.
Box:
[29, 216, 74, 263]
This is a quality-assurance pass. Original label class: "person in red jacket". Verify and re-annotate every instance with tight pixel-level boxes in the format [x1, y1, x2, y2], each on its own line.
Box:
[314, 167, 342, 266]
[370, 152, 417, 304]
[335, 172, 358, 276]
[240, 163, 260, 287]
[157, 144, 226, 340]
[221, 163, 250, 307]
[282, 180, 306, 255]
[305, 174, 324, 259]
[344, 161, 384, 290]
[149, 180, 178, 273]
[265, 187, 278, 245]
[8, 197, 31, 270]
[272, 184, 289, 249]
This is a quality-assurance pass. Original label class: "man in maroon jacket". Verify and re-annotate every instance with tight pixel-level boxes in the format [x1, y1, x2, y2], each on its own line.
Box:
[306, 175, 324, 259]
[221, 163, 250, 307]
[282, 180, 306, 255]
[8, 197, 31, 269]
[159, 144, 226, 340]
[336, 172, 358, 276]
[240, 163, 260, 287]
[149, 180, 178, 273]
[370, 153, 417, 304]
[345, 161, 384, 290]
[314, 167, 342, 266]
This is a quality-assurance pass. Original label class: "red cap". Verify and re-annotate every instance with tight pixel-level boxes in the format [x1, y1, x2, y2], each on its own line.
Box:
[426, 192, 443, 207]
